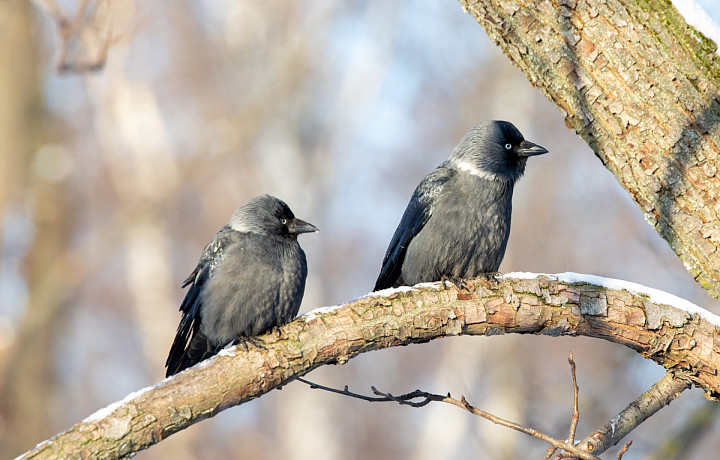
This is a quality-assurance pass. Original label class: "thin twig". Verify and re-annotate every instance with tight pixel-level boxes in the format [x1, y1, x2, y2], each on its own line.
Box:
[298, 378, 600, 460]
[569, 352, 580, 443]
[617, 440, 633, 459]
[546, 351, 582, 459]
[296, 378, 437, 405]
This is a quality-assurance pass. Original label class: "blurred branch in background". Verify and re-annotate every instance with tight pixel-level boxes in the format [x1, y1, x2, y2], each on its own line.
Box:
[648, 401, 720, 460]
[30, 0, 117, 73]
[15, 275, 720, 459]
[0, 0, 60, 456]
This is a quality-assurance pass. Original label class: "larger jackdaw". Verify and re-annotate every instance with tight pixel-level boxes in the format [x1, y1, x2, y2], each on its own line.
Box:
[166, 194, 317, 376]
[374, 120, 547, 291]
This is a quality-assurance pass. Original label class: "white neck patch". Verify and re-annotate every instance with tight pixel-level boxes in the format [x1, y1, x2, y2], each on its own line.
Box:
[453, 160, 506, 182]
[230, 221, 259, 234]
[230, 212, 264, 234]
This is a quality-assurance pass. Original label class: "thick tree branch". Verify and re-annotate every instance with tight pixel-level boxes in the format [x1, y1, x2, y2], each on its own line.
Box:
[459, 0, 720, 299]
[18, 273, 720, 459]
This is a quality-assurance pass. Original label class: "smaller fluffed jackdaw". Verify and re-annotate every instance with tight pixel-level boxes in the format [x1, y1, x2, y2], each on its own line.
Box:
[374, 120, 547, 291]
[166, 195, 317, 376]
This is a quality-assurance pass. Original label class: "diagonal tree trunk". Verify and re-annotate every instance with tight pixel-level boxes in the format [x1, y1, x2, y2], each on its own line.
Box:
[459, 0, 720, 298]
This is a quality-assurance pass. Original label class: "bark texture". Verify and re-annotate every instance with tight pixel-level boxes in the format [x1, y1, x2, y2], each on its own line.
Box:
[459, 0, 720, 298]
[18, 275, 720, 459]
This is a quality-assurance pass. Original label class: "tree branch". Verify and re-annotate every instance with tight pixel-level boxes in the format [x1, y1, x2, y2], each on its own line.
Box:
[17, 273, 720, 459]
[616, 440, 633, 460]
[30, 0, 114, 73]
[575, 371, 692, 455]
[459, 0, 720, 299]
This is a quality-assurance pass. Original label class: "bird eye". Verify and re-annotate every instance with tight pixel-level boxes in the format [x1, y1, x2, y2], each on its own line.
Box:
[504, 143, 512, 150]
[281, 218, 287, 225]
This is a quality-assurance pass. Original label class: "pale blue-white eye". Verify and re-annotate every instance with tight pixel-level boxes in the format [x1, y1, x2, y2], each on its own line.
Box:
[281, 218, 287, 225]
[504, 143, 512, 150]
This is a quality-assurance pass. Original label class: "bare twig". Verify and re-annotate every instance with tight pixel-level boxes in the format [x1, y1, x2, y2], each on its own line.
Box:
[546, 352, 582, 460]
[296, 378, 436, 405]
[616, 440, 632, 459]
[298, 378, 600, 460]
[569, 352, 580, 444]
[576, 372, 692, 456]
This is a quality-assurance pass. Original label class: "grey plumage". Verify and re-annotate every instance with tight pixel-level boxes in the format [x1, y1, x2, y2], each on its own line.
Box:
[374, 120, 547, 291]
[166, 194, 317, 376]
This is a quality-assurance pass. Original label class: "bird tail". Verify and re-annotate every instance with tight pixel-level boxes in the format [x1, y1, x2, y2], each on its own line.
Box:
[165, 330, 218, 377]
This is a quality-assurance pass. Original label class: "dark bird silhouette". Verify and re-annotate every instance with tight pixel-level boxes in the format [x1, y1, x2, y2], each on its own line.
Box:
[374, 120, 547, 291]
[166, 195, 317, 376]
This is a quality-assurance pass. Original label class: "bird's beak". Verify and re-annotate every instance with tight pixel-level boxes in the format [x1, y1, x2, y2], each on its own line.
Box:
[288, 218, 319, 234]
[518, 140, 548, 157]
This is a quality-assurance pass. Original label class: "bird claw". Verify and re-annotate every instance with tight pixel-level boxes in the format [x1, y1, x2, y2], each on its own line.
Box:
[442, 277, 472, 291]
[233, 336, 267, 351]
[480, 272, 503, 286]
[455, 279, 471, 291]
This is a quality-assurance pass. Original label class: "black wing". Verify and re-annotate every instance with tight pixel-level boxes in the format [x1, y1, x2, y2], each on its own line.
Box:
[165, 225, 237, 376]
[373, 165, 454, 291]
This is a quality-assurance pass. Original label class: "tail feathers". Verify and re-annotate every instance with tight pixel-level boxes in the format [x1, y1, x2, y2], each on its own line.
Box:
[165, 330, 221, 377]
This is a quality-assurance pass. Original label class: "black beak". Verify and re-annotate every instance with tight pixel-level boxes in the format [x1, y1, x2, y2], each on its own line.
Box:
[518, 140, 548, 157]
[287, 218, 318, 234]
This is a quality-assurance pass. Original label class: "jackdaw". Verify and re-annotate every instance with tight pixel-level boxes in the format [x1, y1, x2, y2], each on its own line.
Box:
[166, 194, 317, 376]
[373, 120, 547, 291]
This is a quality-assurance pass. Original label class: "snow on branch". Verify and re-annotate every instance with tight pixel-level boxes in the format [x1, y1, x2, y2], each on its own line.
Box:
[17, 273, 720, 459]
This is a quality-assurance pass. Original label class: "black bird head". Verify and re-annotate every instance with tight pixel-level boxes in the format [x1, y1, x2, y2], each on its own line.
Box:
[230, 194, 318, 238]
[448, 120, 548, 183]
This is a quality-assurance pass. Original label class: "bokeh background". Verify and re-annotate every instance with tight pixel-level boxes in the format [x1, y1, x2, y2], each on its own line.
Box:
[2, 1, 720, 459]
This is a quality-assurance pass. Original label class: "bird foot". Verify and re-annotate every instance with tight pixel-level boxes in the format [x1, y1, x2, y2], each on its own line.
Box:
[442, 278, 472, 291]
[233, 336, 267, 351]
[479, 271, 503, 286]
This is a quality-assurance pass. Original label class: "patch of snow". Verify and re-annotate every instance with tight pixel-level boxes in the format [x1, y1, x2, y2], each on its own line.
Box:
[672, 0, 720, 54]
[301, 304, 343, 321]
[611, 413, 621, 436]
[301, 283, 443, 321]
[217, 346, 236, 357]
[82, 384, 156, 423]
[364, 282, 443, 299]
[507, 272, 720, 327]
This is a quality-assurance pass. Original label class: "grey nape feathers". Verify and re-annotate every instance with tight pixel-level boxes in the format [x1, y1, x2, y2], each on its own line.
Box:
[166, 194, 317, 377]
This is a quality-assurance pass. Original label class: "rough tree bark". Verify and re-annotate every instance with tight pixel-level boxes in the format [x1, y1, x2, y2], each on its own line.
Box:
[17, 275, 720, 459]
[459, 0, 720, 298]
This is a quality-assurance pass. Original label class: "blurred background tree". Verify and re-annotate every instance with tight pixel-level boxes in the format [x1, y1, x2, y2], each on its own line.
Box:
[2, 0, 720, 459]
